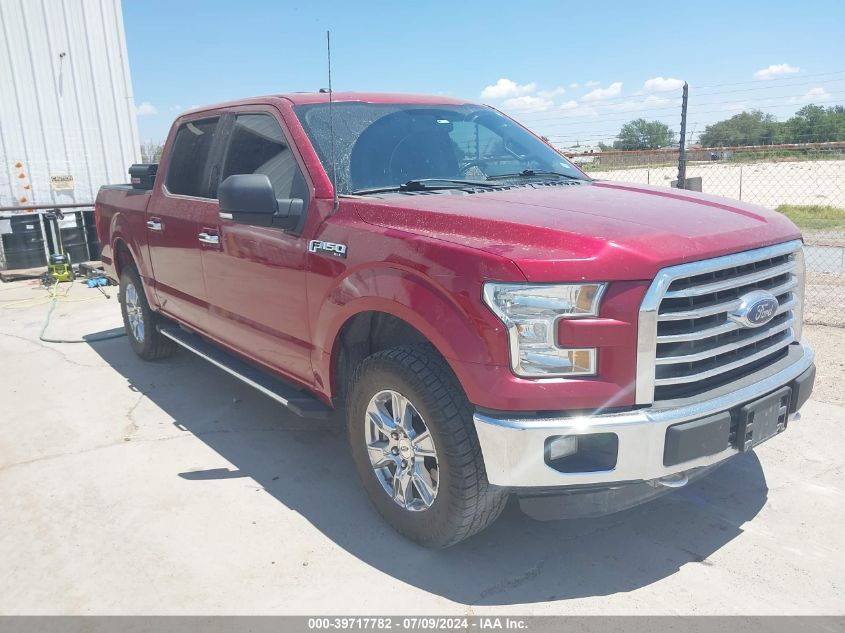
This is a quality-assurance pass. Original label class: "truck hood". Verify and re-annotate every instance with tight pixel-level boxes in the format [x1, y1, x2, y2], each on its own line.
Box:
[352, 181, 801, 282]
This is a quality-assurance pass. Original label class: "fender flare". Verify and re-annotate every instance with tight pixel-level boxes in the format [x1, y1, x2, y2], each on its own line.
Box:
[312, 265, 504, 392]
[109, 214, 157, 308]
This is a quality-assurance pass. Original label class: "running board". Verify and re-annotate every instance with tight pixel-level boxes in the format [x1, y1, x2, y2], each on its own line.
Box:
[157, 325, 332, 419]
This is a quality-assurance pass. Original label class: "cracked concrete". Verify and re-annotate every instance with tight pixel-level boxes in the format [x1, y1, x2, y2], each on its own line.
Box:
[0, 279, 843, 615]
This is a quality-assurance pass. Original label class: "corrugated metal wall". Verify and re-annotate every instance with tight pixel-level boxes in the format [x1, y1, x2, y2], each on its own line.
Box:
[0, 0, 139, 208]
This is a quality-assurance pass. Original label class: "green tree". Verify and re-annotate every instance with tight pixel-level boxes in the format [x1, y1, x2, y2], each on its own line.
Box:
[699, 110, 780, 147]
[699, 105, 845, 146]
[140, 139, 165, 163]
[782, 105, 845, 143]
[612, 119, 676, 150]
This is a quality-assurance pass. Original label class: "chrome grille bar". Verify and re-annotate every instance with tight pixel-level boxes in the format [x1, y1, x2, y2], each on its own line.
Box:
[657, 277, 797, 321]
[655, 316, 794, 364]
[655, 295, 795, 343]
[635, 240, 804, 404]
[654, 330, 794, 386]
[662, 260, 796, 298]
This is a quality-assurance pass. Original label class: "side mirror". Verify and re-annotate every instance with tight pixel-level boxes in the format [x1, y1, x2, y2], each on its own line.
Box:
[218, 174, 304, 230]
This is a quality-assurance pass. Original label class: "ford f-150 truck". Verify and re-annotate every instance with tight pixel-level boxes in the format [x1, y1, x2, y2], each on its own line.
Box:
[96, 92, 816, 547]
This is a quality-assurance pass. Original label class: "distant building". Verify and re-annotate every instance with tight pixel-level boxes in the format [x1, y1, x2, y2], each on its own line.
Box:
[558, 145, 603, 165]
[0, 0, 139, 208]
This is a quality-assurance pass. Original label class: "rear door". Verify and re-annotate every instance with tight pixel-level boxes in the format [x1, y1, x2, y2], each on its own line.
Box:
[147, 116, 223, 327]
[200, 110, 315, 385]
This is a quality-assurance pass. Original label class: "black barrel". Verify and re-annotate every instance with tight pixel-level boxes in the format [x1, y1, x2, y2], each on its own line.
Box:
[0, 214, 47, 270]
[82, 209, 101, 260]
[44, 211, 89, 265]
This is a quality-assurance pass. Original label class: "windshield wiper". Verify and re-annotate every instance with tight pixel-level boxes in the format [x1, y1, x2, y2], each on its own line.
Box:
[487, 169, 587, 182]
[351, 178, 498, 195]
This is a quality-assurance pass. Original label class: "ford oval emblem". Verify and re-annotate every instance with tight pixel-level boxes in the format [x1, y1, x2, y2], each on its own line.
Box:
[729, 290, 779, 328]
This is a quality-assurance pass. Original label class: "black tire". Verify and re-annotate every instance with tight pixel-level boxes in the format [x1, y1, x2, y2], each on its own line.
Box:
[347, 345, 507, 548]
[119, 265, 177, 361]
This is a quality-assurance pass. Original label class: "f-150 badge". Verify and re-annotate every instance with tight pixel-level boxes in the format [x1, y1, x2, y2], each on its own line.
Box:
[308, 240, 347, 258]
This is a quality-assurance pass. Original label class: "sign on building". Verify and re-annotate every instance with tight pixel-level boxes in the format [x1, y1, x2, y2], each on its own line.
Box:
[50, 175, 75, 191]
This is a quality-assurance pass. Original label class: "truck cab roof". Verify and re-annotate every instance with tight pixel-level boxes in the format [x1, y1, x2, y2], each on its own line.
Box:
[181, 92, 474, 117]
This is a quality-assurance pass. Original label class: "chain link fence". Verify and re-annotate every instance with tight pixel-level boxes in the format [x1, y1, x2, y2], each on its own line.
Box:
[569, 143, 845, 326]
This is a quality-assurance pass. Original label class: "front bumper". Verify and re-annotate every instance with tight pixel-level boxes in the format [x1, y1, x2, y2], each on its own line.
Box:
[474, 343, 816, 491]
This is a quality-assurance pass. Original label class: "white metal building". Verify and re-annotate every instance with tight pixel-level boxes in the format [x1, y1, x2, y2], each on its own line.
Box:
[0, 0, 139, 208]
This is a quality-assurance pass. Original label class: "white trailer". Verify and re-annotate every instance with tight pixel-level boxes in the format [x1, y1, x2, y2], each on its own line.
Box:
[0, 0, 140, 209]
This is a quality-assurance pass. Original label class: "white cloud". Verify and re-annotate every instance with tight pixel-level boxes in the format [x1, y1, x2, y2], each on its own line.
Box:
[792, 87, 831, 103]
[557, 101, 599, 118]
[584, 80, 600, 87]
[569, 82, 579, 89]
[644, 76, 684, 92]
[606, 94, 670, 112]
[582, 82, 623, 101]
[502, 95, 553, 113]
[754, 63, 799, 80]
[480, 78, 536, 100]
[135, 101, 158, 116]
[538, 86, 567, 98]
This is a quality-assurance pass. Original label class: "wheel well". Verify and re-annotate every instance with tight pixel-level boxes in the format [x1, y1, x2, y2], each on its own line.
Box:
[113, 239, 134, 276]
[332, 311, 434, 405]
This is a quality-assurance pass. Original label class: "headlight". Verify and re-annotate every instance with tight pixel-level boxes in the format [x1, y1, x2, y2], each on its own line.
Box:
[482, 282, 606, 378]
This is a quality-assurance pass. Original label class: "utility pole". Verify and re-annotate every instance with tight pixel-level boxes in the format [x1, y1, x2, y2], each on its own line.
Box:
[677, 81, 688, 190]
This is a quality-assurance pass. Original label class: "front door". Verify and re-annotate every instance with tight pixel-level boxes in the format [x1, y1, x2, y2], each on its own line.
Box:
[200, 111, 315, 386]
[147, 116, 222, 328]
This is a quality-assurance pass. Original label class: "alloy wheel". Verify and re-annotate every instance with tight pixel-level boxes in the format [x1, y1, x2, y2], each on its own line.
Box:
[364, 389, 439, 511]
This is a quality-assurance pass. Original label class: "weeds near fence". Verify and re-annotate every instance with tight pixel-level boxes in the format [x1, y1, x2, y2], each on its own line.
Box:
[776, 204, 845, 229]
[727, 149, 845, 164]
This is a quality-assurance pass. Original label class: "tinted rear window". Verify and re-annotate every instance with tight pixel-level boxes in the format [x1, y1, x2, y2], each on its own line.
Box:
[166, 118, 220, 197]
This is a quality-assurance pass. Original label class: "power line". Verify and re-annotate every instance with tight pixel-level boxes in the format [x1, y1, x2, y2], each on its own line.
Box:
[518, 87, 845, 127]
[513, 78, 845, 125]
[516, 75, 845, 121]
[691, 69, 845, 90]
[686, 77, 845, 99]
[524, 91, 845, 134]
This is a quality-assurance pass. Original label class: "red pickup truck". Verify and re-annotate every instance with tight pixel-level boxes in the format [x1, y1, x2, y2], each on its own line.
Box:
[96, 92, 816, 547]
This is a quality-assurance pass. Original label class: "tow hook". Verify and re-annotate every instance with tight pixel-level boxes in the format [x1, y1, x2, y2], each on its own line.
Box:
[656, 472, 689, 488]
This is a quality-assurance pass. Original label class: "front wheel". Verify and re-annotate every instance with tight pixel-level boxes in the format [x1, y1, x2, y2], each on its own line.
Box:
[347, 345, 507, 548]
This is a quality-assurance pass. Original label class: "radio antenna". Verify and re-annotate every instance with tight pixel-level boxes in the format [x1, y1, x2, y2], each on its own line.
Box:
[327, 30, 339, 212]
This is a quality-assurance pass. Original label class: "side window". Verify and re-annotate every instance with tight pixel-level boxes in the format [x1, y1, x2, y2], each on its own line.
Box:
[166, 117, 220, 197]
[221, 114, 307, 201]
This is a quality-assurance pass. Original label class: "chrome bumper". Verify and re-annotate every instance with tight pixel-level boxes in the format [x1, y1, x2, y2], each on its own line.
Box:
[474, 343, 815, 488]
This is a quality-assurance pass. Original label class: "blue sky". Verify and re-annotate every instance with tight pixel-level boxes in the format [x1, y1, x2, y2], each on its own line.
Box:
[124, 0, 845, 147]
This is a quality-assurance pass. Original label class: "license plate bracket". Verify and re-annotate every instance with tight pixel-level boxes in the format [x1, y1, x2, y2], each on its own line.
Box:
[737, 387, 791, 452]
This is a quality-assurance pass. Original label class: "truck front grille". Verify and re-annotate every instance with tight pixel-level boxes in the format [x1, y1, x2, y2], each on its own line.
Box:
[636, 240, 805, 403]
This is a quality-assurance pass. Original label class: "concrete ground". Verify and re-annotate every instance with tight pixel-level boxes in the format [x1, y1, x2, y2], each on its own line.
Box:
[1, 279, 843, 615]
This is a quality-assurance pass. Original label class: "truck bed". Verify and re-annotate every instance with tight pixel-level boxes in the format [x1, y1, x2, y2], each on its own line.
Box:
[95, 184, 153, 277]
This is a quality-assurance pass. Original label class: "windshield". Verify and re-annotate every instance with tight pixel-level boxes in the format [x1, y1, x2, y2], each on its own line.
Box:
[293, 102, 586, 195]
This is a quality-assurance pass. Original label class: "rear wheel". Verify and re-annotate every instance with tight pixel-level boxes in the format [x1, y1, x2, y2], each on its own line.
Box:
[347, 345, 507, 548]
[119, 265, 176, 361]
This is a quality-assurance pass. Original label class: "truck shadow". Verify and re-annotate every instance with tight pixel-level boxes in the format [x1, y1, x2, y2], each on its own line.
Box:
[90, 338, 769, 606]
